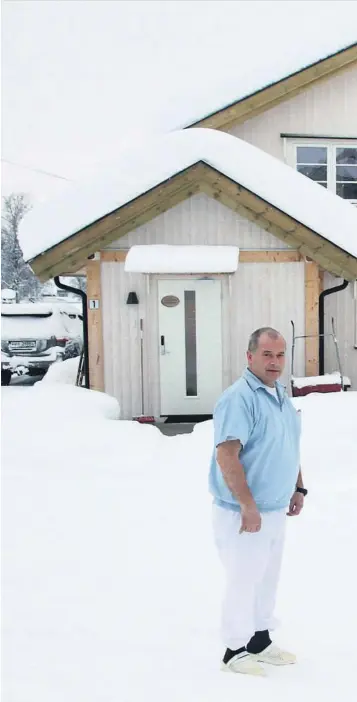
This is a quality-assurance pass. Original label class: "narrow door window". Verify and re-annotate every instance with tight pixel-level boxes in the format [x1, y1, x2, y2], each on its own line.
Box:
[184, 291, 197, 396]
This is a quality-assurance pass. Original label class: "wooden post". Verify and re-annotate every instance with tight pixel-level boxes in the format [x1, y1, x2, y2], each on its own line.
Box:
[86, 260, 104, 392]
[319, 267, 325, 295]
[305, 261, 320, 376]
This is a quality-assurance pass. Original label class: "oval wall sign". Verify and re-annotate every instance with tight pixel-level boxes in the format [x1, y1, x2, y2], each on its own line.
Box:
[161, 295, 180, 308]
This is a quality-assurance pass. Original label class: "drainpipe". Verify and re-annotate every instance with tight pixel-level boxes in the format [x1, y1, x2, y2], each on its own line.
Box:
[354, 281, 357, 350]
[54, 276, 90, 389]
[318, 278, 349, 375]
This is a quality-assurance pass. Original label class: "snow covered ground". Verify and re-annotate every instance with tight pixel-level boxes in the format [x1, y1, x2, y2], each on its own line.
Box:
[2, 386, 357, 701]
[40, 356, 81, 386]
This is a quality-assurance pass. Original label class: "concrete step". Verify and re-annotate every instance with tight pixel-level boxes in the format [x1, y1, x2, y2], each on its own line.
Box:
[156, 422, 195, 436]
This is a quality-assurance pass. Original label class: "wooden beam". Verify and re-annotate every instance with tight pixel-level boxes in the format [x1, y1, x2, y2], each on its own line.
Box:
[100, 251, 127, 263]
[190, 45, 357, 131]
[32, 176, 202, 281]
[56, 269, 87, 277]
[297, 244, 354, 279]
[199, 168, 357, 280]
[304, 261, 320, 376]
[212, 68, 353, 133]
[86, 261, 104, 392]
[99, 249, 302, 264]
[240, 250, 302, 263]
[319, 267, 325, 295]
[29, 161, 357, 282]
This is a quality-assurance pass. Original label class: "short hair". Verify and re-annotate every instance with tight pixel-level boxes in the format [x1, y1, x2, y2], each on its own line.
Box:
[248, 327, 283, 353]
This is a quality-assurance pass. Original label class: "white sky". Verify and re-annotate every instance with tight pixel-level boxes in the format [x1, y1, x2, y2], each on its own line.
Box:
[2, 0, 357, 205]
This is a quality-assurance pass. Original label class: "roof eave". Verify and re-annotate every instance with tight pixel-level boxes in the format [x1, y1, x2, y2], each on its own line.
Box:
[28, 162, 357, 283]
[186, 42, 357, 131]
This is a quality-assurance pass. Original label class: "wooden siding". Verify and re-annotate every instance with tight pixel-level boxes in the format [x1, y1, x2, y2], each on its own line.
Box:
[189, 45, 357, 131]
[107, 192, 292, 250]
[106, 187, 356, 280]
[101, 263, 149, 418]
[101, 261, 306, 418]
[229, 64, 357, 160]
[229, 263, 305, 389]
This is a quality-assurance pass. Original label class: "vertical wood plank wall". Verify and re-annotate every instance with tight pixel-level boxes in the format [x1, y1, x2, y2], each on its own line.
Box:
[229, 65, 357, 161]
[100, 255, 307, 417]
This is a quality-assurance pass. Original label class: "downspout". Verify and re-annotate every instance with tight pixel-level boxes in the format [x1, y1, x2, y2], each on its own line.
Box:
[354, 281, 357, 350]
[318, 278, 349, 375]
[54, 276, 90, 389]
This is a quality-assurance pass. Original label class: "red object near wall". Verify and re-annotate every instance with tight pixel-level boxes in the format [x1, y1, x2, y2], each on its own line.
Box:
[292, 383, 342, 397]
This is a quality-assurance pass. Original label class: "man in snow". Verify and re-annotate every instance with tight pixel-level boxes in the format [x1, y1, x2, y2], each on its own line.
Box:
[210, 327, 306, 676]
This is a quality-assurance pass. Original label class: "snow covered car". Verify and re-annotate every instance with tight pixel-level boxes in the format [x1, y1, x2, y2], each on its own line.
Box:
[1, 302, 83, 376]
[1, 351, 12, 385]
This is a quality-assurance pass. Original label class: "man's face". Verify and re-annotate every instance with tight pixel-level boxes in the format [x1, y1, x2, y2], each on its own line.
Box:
[246, 333, 286, 387]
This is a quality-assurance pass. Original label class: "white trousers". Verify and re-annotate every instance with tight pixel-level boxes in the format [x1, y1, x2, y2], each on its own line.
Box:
[212, 504, 286, 650]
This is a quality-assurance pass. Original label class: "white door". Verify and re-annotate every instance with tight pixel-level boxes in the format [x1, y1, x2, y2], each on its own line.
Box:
[158, 279, 223, 416]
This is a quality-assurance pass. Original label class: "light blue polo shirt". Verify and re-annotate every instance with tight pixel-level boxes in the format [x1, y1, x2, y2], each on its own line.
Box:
[209, 368, 301, 512]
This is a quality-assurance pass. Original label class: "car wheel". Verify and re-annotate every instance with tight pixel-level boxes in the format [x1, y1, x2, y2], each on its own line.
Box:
[1, 369, 12, 386]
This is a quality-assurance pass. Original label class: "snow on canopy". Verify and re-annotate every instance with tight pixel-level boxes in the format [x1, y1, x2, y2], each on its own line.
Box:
[19, 128, 357, 262]
[124, 245, 239, 274]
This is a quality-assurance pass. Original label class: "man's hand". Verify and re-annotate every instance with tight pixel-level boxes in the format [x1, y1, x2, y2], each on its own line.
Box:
[287, 491, 304, 517]
[240, 503, 262, 533]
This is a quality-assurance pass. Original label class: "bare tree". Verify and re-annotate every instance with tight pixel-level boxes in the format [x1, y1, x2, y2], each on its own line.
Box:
[68, 276, 87, 294]
[1, 193, 42, 301]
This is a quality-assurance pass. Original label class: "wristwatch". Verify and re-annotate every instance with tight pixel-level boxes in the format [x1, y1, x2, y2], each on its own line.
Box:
[296, 486, 308, 497]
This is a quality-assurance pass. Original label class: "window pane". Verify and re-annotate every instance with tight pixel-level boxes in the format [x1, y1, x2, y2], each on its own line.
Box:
[297, 146, 327, 164]
[336, 182, 357, 199]
[336, 165, 357, 182]
[184, 291, 197, 397]
[297, 164, 327, 180]
[336, 148, 357, 165]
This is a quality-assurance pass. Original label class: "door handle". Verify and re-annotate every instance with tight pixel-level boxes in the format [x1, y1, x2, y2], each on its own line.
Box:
[160, 335, 169, 355]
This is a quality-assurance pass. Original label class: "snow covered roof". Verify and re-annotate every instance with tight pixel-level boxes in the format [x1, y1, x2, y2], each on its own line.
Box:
[184, 41, 357, 131]
[1, 288, 16, 300]
[20, 128, 357, 280]
[1, 303, 55, 317]
[1, 302, 78, 316]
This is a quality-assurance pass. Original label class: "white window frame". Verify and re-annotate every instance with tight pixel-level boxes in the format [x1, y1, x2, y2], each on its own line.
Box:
[285, 138, 357, 204]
